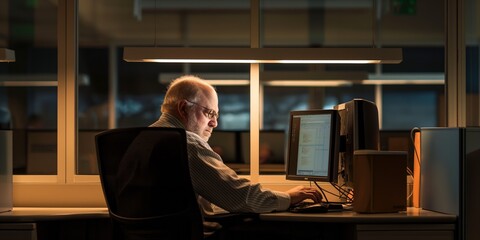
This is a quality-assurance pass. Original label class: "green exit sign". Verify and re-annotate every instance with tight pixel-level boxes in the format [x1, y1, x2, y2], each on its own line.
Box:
[392, 0, 417, 15]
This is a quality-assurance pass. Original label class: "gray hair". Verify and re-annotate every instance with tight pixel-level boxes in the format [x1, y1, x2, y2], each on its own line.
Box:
[161, 75, 215, 113]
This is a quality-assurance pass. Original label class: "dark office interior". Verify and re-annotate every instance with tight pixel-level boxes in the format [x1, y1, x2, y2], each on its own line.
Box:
[1, 0, 479, 239]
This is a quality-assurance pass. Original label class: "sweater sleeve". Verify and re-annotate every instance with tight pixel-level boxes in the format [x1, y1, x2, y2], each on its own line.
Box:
[186, 132, 291, 213]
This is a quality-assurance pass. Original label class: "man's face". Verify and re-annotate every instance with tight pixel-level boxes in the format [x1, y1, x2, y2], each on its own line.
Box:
[185, 92, 219, 141]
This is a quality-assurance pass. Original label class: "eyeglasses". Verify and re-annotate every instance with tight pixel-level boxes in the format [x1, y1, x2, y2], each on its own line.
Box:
[185, 100, 219, 120]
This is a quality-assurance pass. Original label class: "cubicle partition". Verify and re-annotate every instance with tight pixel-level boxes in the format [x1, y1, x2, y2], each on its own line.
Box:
[421, 127, 480, 240]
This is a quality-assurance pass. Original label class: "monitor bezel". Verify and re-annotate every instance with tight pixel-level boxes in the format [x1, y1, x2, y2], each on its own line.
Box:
[286, 109, 340, 183]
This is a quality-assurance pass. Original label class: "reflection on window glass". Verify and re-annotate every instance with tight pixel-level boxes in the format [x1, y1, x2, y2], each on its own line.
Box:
[382, 86, 443, 129]
[263, 87, 309, 131]
[71, 0, 449, 177]
[216, 86, 250, 130]
[78, 130, 99, 175]
[465, 0, 480, 126]
[263, 86, 376, 131]
[466, 46, 480, 126]
[0, 87, 58, 175]
[242, 131, 287, 175]
[77, 48, 109, 175]
[0, 0, 58, 175]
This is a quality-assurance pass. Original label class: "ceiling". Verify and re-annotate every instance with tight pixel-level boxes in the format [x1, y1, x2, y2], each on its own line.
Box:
[1, 0, 463, 48]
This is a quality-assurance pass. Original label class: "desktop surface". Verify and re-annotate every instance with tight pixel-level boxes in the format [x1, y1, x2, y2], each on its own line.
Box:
[261, 207, 457, 223]
[0, 207, 455, 240]
[0, 207, 456, 224]
[261, 207, 457, 240]
[0, 207, 109, 222]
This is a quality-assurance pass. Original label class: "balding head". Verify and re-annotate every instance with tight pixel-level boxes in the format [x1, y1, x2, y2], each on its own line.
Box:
[160, 75, 219, 141]
[161, 75, 216, 114]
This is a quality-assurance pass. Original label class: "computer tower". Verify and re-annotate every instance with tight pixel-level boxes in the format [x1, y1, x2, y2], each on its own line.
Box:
[0, 130, 13, 213]
[421, 127, 480, 240]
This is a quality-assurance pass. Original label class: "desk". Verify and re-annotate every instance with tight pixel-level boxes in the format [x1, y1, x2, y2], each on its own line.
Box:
[0, 207, 456, 240]
[260, 208, 457, 240]
[0, 207, 109, 222]
[0, 208, 109, 240]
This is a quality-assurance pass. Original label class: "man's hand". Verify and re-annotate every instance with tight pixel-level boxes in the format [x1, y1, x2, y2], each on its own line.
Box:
[286, 186, 323, 205]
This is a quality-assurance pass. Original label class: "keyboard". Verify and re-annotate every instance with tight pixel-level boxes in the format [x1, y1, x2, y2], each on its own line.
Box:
[289, 202, 344, 213]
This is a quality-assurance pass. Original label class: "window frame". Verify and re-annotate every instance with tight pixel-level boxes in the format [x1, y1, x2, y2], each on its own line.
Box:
[11, 0, 470, 207]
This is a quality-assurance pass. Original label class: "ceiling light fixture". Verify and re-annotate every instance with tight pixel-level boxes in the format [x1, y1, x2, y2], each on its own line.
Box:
[0, 48, 15, 62]
[124, 47, 402, 64]
[124, 0, 402, 64]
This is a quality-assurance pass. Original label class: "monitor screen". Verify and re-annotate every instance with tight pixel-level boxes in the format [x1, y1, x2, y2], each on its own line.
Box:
[286, 109, 340, 182]
[334, 98, 380, 187]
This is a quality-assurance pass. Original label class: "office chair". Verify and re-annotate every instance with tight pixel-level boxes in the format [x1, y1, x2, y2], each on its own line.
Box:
[95, 127, 205, 240]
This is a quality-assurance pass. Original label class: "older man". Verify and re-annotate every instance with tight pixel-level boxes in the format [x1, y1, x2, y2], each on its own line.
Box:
[150, 75, 322, 215]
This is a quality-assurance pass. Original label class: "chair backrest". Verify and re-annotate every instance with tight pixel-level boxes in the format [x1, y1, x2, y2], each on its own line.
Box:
[95, 127, 203, 240]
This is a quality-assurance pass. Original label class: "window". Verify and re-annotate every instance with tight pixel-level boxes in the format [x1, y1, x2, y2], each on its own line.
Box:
[3, 0, 468, 207]
[0, 1, 58, 176]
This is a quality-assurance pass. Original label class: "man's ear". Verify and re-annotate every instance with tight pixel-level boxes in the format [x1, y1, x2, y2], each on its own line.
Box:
[177, 100, 189, 121]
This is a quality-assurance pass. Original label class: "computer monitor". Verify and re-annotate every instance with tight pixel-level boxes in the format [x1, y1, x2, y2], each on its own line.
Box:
[334, 98, 380, 187]
[286, 109, 340, 183]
